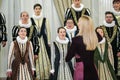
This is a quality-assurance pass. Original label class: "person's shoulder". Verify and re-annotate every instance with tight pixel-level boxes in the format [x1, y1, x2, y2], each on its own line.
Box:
[72, 36, 82, 42]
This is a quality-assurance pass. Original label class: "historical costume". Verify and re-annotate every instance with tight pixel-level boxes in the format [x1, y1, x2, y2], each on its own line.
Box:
[51, 36, 73, 80]
[31, 14, 51, 80]
[7, 36, 35, 80]
[113, 9, 120, 26]
[0, 12, 7, 43]
[64, 25, 77, 76]
[94, 37, 117, 80]
[66, 36, 99, 80]
[0, 12, 7, 77]
[12, 20, 39, 55]
[65, 3, 90, 28]
[101, 21, 120, 74]
[64, 26, 77, 42]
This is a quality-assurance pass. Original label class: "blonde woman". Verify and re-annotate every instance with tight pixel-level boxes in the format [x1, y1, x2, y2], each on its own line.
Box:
[66, 15, 99, 80]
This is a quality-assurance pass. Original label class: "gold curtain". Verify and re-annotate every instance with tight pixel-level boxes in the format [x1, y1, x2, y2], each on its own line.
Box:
[53, 0, 72, 26]
[0, 0, 2, 8]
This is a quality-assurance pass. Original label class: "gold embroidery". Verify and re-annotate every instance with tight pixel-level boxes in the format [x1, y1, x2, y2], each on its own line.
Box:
[101, 25, 117, 43]
[70, 8, 86, 26]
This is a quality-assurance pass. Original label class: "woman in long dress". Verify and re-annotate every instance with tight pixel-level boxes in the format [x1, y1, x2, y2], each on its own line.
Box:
[7, 27, 35, 80]
[66, 15, 99, 80]
[51, 27, 73, 80]
[94, 27, 117, 80]
[31, 4, 51, 80]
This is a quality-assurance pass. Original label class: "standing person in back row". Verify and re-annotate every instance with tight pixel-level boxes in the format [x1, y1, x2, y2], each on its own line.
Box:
[31, 3, 51, 80]
[100, 11, 120, 77]
[64, 0, 90, 30]
[112, 0, 120, 26]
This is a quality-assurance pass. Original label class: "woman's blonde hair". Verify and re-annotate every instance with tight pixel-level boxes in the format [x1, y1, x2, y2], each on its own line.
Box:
[78, 15, 98, 50]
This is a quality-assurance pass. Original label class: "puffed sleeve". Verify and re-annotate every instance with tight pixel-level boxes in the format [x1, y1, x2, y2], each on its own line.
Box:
[7, 42, 15, 72]
[0, 13, 7, 41]
[29, 41, 35, 71]
[12, 25, 19, 41]
[32, 26, 39, 55]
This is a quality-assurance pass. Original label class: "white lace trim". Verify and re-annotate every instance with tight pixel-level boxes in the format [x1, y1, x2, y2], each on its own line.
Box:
[71, 3, 84, 11]
[113, 9, 120, 16]
[16, 36, 28, 44]
[103, 20, 115, 27]
[99, 37, 106, 44]
[64, 26, 77, 33]
[32, 12, 43, 20]
[56, 36, 69, 44]
[19, 19, 32, 28]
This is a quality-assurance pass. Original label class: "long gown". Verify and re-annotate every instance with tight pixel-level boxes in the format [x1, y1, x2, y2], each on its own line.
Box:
[66, 36, 99, 80]
[113, 10, 120, 76]
[7, 37, 35, 80]
[101, 22, 120, 74]
[94, 38, 117, 80]
[32, 15, 51, 80]
[51, 36, 73, 80]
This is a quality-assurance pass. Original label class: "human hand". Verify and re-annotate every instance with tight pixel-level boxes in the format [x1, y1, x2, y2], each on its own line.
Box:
[34, 55, 38, 60]
[6, 71, 12, 77]
[117, 52, 120, 57]
[2, 41, 6, 47]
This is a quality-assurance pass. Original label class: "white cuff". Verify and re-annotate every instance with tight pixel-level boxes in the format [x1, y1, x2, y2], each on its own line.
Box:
[50, 69, 54, 73]
[7, 69, 12, 72]
[32, 68, 36, 71]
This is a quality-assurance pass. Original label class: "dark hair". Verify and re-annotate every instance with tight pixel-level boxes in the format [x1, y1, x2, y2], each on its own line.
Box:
[95, 26, 105, 37]
[105, 11, 119, 26]
[57, 27, 66, 33]
[66, 18, 74, 22]
[113, 0, 120, 4]
[95, 26, 103, 33]
[66, 18, 74, 23]
[18, 27, 27, 32]
[33, 3, 42, 9]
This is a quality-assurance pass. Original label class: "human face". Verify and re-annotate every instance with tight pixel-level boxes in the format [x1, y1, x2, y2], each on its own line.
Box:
[113, 2, 120, 11]
[18, 28, 27, 39]
[58, 28, 66, 40]
[73, 0, 81, 8]
[105, 14, 114, 23]
[97, 28, 104, 38]
[66, 19, 74, 29]
[34, 6, 41, 16]
[20, 12, 29, 24]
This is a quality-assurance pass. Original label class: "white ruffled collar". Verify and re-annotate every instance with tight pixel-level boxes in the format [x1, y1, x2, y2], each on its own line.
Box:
[19, 19, 32, 28]
[16, 36, 28, 44]
[32, 12, 43, 20]
[103, 20, 115, 27]
[64, 26, 77, 33]
[56, 36, 69, 44]
[113, 9, 120, 16]
[99, 37, 106, 44]
[71, 3, 84, 11]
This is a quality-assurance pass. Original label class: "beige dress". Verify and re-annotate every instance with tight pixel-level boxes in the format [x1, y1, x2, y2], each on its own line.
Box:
[33, 15, 51, 80]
